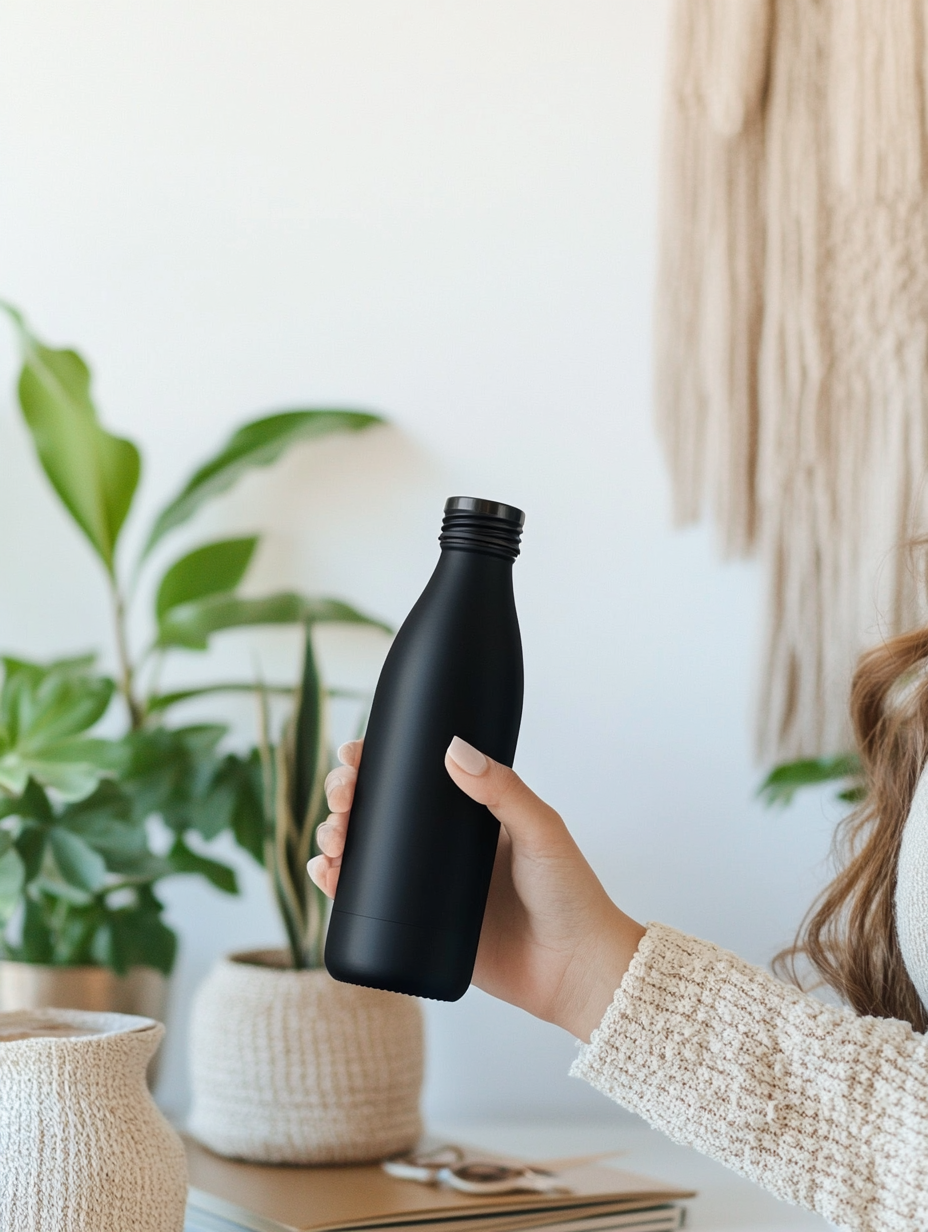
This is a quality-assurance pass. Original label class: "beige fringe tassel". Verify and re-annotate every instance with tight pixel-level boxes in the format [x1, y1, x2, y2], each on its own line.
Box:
[656, 0, 928, 760]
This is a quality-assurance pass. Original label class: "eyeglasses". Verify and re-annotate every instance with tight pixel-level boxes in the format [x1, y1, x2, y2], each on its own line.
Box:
[382, 1146, 569, 1195]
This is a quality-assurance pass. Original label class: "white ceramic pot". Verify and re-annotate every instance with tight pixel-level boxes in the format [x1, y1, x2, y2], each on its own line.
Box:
[0, 960, 168, 1018]
[0, 1007, 187, 1232]
[0, 961, 169, 1085]
[188, 949, 424, 1163]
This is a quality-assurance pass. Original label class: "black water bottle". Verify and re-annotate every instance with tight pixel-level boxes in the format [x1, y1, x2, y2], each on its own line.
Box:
[325, 496, 524, 1001]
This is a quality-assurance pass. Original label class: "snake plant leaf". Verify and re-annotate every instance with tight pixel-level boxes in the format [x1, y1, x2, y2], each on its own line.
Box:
[0, 843, 24, 926]
[144, 682, 293, 714]
[141, 409, 383, 562]
[157, 591, 390, 651]
[155, 536, 258, 621]
[48, 827, 108, 893]
[2, 305, 141, 575]
[292, 631, 331, 969]
[293, 628, 323, 841]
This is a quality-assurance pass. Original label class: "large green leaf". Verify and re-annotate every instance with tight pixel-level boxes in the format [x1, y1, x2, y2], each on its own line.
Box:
[0, 751, 109, 803]
[15, 824, 47, 884]
[58, 782, 148, 869]
[1, 657, 113, 746]
[2, 305, 141, 575]
[0, 658, 119, 801]
[48, 827, 108, 893]
[16, 896, 54, 963]
[155, 536, 258, 621]
[116, 724, 226, 830]
[0, 845, 25, 926]
[223, 750, 266, 864]
[167, 835, 237, 894]
[93, 886, 178, 975]
[758, 754, 864, 808]
[141, 409, 382, 561]
[157, 592, 390, 650]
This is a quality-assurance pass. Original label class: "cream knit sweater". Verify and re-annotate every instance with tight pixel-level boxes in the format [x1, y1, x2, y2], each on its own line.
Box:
[571, 924, 928, 1231]
[570, 766, 928, 1231]
[571, 922, 928, 1230]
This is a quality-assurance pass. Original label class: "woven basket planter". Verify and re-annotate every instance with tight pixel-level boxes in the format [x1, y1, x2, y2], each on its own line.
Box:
[188, 949, 424, 1163]
[0, 1008, 187, 1232]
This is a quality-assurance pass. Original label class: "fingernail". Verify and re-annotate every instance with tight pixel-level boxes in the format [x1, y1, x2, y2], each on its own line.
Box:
[307, 854, 325, 879]
[447, 736, 488, 776]
[337, 742, 355, 763]
[326, 776, 345, 799]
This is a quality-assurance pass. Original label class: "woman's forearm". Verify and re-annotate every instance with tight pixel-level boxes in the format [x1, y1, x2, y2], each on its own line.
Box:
[571, 923, 928, 1231]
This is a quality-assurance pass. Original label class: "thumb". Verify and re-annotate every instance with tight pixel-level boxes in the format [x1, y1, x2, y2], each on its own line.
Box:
[444, 735, 566, 850]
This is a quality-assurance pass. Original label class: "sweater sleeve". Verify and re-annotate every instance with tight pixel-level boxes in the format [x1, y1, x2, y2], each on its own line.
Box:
[570, 923, 928, 1232]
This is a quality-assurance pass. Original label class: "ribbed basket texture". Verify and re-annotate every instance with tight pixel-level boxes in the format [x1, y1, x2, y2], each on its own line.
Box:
[188, 951, 424, 1163]
[0, 1007, 187, 1232]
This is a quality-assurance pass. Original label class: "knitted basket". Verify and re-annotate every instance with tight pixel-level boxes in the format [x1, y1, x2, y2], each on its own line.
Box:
[0, 1008, 187, 1232]
[188, 950, 424, 1163]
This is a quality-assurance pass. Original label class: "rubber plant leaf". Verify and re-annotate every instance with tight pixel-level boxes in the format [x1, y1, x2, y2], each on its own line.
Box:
[140, 409, 382, 561]
[155, 536, 258, 621]
[157, 592, 390, 651]
[2, 305, 140, 575]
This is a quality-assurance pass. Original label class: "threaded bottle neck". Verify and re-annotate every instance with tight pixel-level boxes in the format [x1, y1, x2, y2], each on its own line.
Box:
[438, 496, 524, 561]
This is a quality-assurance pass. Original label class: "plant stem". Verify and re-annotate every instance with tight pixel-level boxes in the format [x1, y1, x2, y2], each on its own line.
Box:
[110, 580, 143, 730]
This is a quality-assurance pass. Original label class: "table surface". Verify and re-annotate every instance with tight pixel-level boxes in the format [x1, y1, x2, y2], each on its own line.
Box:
[432, 1120, 836, 1232]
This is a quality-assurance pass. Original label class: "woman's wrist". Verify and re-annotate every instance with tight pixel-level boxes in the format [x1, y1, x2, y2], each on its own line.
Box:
[556, 908, 646, 1042]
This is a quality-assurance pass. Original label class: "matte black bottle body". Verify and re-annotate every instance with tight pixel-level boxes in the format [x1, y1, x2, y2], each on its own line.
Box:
[325, 499, 524, 1001]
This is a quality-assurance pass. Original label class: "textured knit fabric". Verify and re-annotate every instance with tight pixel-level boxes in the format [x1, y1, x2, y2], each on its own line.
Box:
[0, 1007, 187, 1232]
[896, 763, 928, 1013]
[571, 924, 928, 1231]
[188, 952, 424, 1163]
[656, 0, 928, 759]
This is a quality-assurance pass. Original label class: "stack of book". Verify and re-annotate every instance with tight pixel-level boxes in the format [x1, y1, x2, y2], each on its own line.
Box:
[183, 1136, 693, 1232]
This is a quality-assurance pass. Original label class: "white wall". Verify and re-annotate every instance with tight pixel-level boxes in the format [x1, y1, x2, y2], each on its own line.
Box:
[0, 1, 840, 1123]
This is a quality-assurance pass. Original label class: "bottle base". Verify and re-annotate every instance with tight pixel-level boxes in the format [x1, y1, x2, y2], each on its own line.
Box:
[324, 908, 476, 1001]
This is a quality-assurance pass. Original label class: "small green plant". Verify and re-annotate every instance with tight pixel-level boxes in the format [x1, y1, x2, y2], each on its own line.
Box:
[757, 753, 866, 809]
[0, 304, 388, 973]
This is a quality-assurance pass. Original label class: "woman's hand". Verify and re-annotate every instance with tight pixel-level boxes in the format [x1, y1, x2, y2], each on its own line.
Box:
[308, 737, 645, 1041]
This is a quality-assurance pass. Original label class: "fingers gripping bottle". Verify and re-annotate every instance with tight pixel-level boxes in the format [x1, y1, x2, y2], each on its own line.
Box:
[325, 496, 524, 1001]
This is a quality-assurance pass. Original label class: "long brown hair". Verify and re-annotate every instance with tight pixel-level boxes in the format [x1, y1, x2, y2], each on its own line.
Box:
[776, 626, 928, 1031]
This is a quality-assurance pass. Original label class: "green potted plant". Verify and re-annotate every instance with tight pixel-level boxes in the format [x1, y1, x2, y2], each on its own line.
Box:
[0, 304, 387, 1026]
[187, 627, 425, 1164]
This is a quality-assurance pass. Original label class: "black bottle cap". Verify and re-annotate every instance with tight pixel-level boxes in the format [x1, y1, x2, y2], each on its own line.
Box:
[444, 496, 525, 527]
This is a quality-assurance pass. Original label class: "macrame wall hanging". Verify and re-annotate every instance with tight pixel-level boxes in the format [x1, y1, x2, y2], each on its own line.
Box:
[656, 0, 928, 760]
